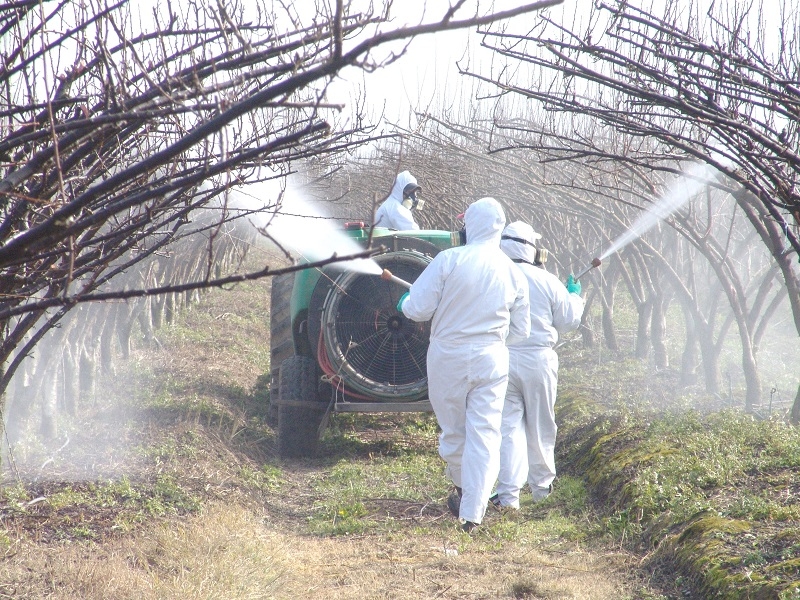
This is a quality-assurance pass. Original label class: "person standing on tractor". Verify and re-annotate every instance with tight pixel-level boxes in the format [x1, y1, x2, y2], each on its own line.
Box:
[490, 221, 585, 510]
[396, 198, 530, 532]
[374, 170, 423, 230]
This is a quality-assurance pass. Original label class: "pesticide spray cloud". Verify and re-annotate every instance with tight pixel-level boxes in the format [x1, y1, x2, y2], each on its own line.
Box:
[233, 180, 382, 275]
[601, 162, 718, 261]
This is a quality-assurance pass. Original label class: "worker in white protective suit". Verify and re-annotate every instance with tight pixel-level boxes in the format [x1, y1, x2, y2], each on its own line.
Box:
[373, 170, 422, 230]
[490, 221, 585, 510]
[397, 198, 530, 532]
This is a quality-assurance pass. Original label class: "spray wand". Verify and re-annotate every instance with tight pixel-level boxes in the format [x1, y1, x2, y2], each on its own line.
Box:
[380, 268, 413, 289]
[573, 257, 602, 281]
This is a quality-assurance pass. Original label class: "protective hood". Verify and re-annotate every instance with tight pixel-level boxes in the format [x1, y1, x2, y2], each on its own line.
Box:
[464, 197, 506, 245]
[389, 171, 418, 203]
[501, 221, 542, 264]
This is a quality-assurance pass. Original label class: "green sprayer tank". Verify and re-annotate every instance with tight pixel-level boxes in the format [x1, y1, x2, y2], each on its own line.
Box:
[269, 223, 458, 457]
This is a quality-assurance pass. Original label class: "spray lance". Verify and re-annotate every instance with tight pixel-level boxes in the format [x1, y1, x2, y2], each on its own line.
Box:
[380, 268, 413, 289]
[573, 257, 602, 281]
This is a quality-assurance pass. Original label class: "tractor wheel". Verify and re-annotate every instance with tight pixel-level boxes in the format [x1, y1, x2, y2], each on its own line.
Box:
[268, 273, 294, 424]
[277, 355, 326, 458]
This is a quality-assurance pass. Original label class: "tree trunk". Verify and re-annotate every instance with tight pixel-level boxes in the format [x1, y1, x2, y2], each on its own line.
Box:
[79, 342, 97, 404]
[39, 355, 60, 441]
[138, 295, 154, 344]
[740, 337, 761, 413]
[600, 278, 619, 352]
[635, 297, 653, 360]
[678, 304, 699, 389]
[698, 332, 721, 395]
[791, 384, 800, 425]
[99, 304, 119, 374]
[651, 292, 669, 369]
[580, 293, 595, 348]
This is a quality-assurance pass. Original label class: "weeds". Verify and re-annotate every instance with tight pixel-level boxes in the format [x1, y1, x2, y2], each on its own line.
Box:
[556, 364, 800, 598]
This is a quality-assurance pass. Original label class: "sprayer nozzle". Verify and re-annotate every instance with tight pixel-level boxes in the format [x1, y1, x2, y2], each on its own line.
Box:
[574, 257, 603, 281]
[379, 268, 413, 289]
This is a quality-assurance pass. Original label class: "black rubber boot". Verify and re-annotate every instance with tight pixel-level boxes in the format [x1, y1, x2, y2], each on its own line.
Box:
[447, 486, 462, 517]
[460, 519, 478, 533]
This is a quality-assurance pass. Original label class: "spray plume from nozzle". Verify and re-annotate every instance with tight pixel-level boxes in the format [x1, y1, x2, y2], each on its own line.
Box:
[380, 268, 413, 289]
[574, 257, 602, 281]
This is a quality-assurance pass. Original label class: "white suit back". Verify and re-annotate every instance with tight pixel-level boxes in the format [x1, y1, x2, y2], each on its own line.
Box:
[402, 197, 529, 345]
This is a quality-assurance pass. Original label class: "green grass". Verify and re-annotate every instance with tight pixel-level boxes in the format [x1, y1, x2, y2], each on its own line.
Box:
[554, 361, 800, 598]
[304, 421, 606, 546]
[238, 463, 283, 492]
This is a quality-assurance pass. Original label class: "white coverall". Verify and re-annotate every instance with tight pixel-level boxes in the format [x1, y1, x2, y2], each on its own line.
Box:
[401, 198, 530, 525]
[495, 221, 585, 508]
[374, 171, 420, 230]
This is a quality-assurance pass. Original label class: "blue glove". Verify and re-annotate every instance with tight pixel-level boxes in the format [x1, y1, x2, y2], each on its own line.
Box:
[566, 275, 581, 295]
[396, 291, 409, 312]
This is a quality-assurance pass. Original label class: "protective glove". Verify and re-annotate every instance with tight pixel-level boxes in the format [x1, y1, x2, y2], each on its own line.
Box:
[396, 291, 410, 312]
[566, 274, 581, 295]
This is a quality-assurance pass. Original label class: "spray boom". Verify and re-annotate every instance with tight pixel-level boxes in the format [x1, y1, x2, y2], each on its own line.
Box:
[380, 268, 413, 289]
[574, 257, 602, 281]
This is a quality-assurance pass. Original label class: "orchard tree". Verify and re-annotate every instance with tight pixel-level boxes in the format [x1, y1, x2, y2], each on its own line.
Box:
[455, 0, 800, 415]
[0, 0, 562, 425]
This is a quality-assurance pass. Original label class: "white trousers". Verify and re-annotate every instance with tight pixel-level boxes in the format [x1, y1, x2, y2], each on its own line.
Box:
[495, 346, 559, 507]
[427, 340, 509, 524]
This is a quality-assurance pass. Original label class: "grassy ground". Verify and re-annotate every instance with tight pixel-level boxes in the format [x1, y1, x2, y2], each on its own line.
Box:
[2, 252, 798, 598]
[556, 352, 800, 599]
[0, 262, 668, 599]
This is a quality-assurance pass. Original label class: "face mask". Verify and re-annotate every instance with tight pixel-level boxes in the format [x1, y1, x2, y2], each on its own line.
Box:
[501, 235, 549, 266]
[534, 247, 549, 266]
[402, 185, 422, 210]
[450, 225, 467, 246]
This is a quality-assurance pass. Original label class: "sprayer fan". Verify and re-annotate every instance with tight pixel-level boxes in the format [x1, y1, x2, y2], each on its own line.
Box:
[321, 250, 432, 401]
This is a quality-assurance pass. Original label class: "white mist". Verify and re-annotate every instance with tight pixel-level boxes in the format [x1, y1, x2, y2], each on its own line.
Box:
[232, 181, 383, 275]
[601, 162, 717, 261]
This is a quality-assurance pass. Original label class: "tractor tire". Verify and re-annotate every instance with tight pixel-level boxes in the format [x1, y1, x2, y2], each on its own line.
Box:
[268, 273, 294, 425]
[277, 355, 326, 458]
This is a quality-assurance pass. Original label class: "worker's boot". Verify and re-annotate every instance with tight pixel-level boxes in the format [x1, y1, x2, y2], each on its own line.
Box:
[532, 484, 553, 502]
[447, 486, 462, 517]
[488, 492, 520, 513]
[460, 519, 478, 533]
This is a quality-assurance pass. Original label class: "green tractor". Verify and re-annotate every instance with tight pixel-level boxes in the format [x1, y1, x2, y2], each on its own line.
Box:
[269, 223, 458, 457]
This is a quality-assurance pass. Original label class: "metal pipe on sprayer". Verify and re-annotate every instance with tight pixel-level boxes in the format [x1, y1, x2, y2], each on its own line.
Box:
[380, 269, 413, 289]
[573, 257, 602, 281]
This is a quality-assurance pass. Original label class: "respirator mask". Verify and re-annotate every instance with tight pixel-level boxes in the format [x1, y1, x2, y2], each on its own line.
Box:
[451, 212, 467, 246]
[401, 183, 424, 210]
[450, 226, 467, 246]
[501, 234, 549, 266]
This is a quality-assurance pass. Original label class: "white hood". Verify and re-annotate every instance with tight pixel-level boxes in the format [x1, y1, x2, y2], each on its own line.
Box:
[500, 221, 543, 264]
[389, 170, 418, 204]
[465, 197, 506, 245]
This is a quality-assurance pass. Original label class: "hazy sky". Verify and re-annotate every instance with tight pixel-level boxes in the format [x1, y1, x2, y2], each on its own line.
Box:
[327, 0, 584, 125]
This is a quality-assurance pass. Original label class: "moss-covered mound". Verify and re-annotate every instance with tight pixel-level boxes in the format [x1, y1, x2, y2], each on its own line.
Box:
[556, 388, 800, 599]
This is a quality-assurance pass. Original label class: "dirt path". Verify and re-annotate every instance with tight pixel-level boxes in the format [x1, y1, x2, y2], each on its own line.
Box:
[266, 527, 640, 599]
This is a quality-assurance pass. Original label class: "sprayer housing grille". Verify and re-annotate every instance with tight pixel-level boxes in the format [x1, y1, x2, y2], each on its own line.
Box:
[322, 251, 431, 400]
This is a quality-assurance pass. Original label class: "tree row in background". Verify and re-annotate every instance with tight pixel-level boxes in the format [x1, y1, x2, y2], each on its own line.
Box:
[304, 0, 799, 418]
[0, 1, 563, 449]
[301, 112, 795, 420]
